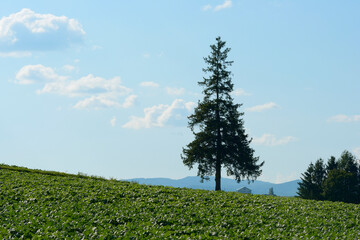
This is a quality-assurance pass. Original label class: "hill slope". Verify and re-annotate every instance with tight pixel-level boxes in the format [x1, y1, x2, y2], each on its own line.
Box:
[127, 176, 301, 196]
[1, 164, 359, 239]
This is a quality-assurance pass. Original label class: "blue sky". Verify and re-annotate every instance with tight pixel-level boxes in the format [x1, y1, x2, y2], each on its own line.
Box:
[1, 0, 359, 183]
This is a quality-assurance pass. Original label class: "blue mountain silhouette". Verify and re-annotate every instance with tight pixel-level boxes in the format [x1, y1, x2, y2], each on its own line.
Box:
[126, 176, 300, 196]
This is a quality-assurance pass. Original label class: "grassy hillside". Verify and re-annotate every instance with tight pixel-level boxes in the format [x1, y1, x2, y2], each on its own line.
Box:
[1, 164, 359, 239]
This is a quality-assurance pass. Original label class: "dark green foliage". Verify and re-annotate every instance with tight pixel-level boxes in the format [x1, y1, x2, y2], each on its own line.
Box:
[297, 163, 318, 200]
[182, 37, 263, 191]
[298, 159, 326, 200]
[298, 151, 360, 203]
[313, 159, 326, 200]
[323, 169, 357, 203]
[334, 151, 359, 203]
[338, 150, 358, 175]
[313, 159, 326, 186]
[326, 156, 337, 172]
[1, 165, 360, 239]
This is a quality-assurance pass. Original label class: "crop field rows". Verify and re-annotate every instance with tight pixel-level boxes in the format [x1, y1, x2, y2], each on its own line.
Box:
[1, 166, 360, 239]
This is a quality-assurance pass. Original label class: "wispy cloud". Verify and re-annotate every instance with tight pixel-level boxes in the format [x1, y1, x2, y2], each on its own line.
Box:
[122, 95, 137, 108]
[0, 51, 32, 58]
[73, 94, 137, 110]
[0, 8, 85, 55]
[92, 45, 102, 51]
[140, 81, 159, 88]
[15, 64, 133, 109]
[37, 74, 131, 97]
[353, 147, 360, 159]
[15, 64, 66, 85]
[202, 5, 212, 11]
[123, 99, 195, 129]
[253, 134, 296, 146]
[328, 114, 360, 123]
[62, 64, 76, 72]
[73, 95, 122, 109]
[246, 102, 279, 112]
[214, 0, 232, 11]
[202, 0, 232, 12]
[110, 117, 116, 127]
[166, 87, 185, 96]
[231, 88, 251, 96]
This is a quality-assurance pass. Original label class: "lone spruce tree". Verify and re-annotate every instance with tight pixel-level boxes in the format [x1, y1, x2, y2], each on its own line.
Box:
[181, 37, 264, 191]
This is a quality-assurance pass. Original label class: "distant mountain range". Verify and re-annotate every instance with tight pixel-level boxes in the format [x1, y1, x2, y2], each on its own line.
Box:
[125, 176, 301, 197]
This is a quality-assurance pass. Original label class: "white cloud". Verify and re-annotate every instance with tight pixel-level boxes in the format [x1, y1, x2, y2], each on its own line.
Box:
[122, 95, 137, 108]
[15, 64, 66, 84]
[37, 74, 131, 97]
[253, 134, 296, 146]
[353, 147, 360, 159]
[73, 94, 122, 109]
[140, 81, 159, 88]
[110, 117, 116, 127]
[185, 101, 196, 111]
[92, 45, 102, 50]
[62, 64, 75, 72]
[202, 0, 232, 12]
[166, 87, 185, 96]
[231, 88, 251, 96]
[214, 0, 232, 11]
[0, 51, 31, 57]
[15, 64, 133, 109]
[0, 8, 85, 54]
[143, 53, 150, 58]
[123, 99, 195, 129]
[328, 114, 360, 123]
[246, 102, 279, 112]
[202, 5, 212, 11]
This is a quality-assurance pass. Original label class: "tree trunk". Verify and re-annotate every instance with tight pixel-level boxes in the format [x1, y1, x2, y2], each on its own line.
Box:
[215, 108, 221, 191]
[215, 81, 221, 191]
[215, 158, 221, 191]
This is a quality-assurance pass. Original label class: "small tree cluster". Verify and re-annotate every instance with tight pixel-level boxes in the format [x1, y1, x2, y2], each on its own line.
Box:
[297, 151, 360, 203]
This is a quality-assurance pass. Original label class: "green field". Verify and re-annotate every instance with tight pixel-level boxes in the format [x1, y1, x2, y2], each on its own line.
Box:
[1, 165, 360, 239]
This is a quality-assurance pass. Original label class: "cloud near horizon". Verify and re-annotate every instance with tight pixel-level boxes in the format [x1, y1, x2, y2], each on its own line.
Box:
[274, 172, 298, 184]
[123, 99, 195, 129]
[15, 64, 134, 109]
[353, 147, 360, 159]
[253, 134, 297, 146]
[0, 8, 85, 55]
